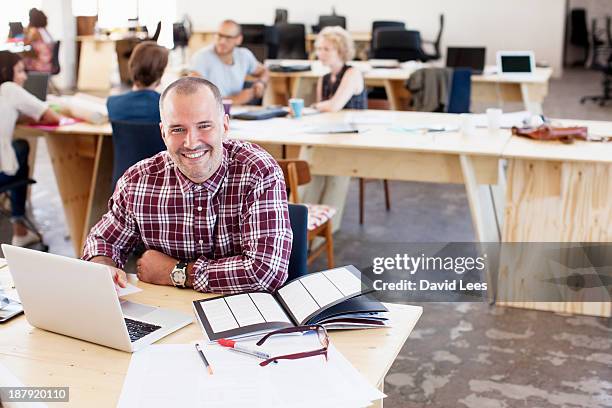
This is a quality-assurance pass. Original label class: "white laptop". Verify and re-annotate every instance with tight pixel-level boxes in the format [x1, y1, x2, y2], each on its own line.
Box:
[2, 245, 192, 352]
[496, 51, 535, 76]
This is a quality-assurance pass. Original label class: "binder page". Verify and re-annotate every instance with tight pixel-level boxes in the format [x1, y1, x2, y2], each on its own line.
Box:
[199, 298, 239, 333]
[299, 273, 344, 308]
[277, 281, 319, 324]
[323, 267, 362, 296]
[224, 294, 265, 327]
[249, 292, 292, 324]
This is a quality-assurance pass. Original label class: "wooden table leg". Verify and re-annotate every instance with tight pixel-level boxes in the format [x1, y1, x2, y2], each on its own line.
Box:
[459, 154, 502, 242]
[520, 83, 546, 115]
[45, 134, 99, 255]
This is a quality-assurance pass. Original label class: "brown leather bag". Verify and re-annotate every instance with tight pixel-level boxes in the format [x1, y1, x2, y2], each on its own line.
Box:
[511, 125, 589, 144]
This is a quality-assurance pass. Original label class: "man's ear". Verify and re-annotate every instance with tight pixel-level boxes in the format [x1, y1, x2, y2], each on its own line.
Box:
[237, 34, 243, 46]
[159, 122, 169, 146]
[222, 113, 230, 138]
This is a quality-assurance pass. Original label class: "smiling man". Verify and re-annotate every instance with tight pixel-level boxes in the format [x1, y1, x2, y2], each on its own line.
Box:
[83, 77, 292, 294]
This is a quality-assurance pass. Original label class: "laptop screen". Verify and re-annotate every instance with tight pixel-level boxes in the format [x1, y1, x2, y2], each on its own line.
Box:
[500, 55, 532, 73]
[446, 47, 486, 73]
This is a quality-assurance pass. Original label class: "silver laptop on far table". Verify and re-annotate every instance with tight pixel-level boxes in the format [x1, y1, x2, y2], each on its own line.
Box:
[2, 245, 192, 352]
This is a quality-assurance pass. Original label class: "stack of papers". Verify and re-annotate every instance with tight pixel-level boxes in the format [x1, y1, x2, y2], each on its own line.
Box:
[118, 337, 384, 407]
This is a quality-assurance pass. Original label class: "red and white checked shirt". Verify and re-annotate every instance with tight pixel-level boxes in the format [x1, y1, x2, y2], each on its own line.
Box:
[82, 140, 293, 294]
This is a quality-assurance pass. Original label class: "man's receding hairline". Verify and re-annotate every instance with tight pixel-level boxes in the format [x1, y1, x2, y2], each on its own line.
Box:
[159, 77, 224, 117]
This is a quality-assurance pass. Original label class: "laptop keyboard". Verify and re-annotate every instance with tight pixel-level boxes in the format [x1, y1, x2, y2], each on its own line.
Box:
[124, 318, 161, 342]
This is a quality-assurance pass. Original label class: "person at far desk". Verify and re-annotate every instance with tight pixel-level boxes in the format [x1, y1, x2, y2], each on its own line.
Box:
[0, 51, 60, 247]
[83, 77, 293, 294]
[107, 41, 169, 122]
[313, 26, 367, 112]
[189, 20, 269, 105]
[22, 8, 54, 73]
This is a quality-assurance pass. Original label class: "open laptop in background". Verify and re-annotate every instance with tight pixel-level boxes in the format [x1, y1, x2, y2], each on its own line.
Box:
[23, 72, 49, 101]
[446, 47, 486, 74]
[2, 245, 192, 352]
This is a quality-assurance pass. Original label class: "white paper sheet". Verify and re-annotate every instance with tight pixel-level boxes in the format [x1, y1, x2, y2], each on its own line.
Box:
[323, 267, 362, 296]
[199, 298, 239, 333]
[117, 341, 384, 408]
[116, 283, 142, 297]
[276, 281, 319, 324]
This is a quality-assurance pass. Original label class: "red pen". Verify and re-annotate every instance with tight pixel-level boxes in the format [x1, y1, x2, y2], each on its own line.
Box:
[218, 338, 271, 360]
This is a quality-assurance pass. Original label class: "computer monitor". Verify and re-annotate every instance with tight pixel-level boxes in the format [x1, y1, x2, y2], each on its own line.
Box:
[445, 47, 486, 74]
[496, 51, 535, 74]
[8, 22, 24, 38]
[23, 72, 49, 102]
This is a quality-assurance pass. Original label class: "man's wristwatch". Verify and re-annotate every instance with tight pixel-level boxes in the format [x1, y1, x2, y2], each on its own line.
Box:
[170, 261, 188, 288]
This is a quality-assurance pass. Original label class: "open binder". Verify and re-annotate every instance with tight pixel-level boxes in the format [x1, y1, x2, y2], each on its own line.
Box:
[193, 265, 388, 341]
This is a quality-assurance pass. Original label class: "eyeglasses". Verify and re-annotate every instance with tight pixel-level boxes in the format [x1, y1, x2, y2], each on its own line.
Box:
[256, 325, 329, 367]
[216, 32, 240, 40]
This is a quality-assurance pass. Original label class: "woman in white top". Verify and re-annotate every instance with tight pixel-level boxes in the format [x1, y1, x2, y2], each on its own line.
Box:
[0, 51, 59, 246]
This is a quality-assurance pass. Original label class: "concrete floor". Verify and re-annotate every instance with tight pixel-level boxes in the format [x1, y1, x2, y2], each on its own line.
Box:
[5, 68, 612, 407]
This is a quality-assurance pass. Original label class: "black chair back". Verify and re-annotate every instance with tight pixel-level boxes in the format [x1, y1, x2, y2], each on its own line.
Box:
[241, 24, 268, 62]
[276, 23, 307, 60]
[313, 15, 347, 33]
[111, 121, 166, 189]
[274, 9, 288, 24]
[372, 29, 425, 62]
[150, 21, 162, 42]
[371, 21, 405, 51]
[51, 41, 61, 75]
[287, 203, 308, 281]
[173, 22, 190, 48]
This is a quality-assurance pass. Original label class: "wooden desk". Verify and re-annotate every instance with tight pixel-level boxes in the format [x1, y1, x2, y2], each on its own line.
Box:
[0, 269, 423, 408]
[265, 60, 553, 114]
[498, 119, 612, 317]
[76, 34, 148, 91]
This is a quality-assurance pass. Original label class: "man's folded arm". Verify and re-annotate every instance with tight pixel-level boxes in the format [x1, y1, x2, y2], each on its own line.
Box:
[190, 168, 293, 294]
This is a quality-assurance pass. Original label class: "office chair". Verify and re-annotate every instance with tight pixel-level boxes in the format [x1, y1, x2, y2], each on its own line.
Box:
[115, 38, 141, 85]
[277, 160, 335, 269]
[371, 29, 427, 62]
[287, 203, 308, 281]
[568, 8, 589, 66]
[150, 21, 162, 42]
[421, 14, 444, 61]
[312, 15, 347, 33]
[580, 18, 612, 106]
[370, 21, 405, 53]
[275, 23, 308, 60]
[111, 121, 166, 189]
[241, 24, 268, 62]
[446, 68, 472, 113]
[274, 9, 288, 24]
[0, 179, 48, 252]
[173, 21, 191, 64]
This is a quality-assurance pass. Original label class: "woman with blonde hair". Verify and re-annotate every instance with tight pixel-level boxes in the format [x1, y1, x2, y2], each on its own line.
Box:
[313, 26, 367, 111]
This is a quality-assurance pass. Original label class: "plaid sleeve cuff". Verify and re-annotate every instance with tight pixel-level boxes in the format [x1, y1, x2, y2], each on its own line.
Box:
[82, 240, 127, 269]
[191, 257, 209, 292]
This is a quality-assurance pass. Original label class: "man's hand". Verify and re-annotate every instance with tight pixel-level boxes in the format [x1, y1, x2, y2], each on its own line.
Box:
[136, 249, 176, 286]
[90, 256, 127, 289]
[252, 81, 265, 98]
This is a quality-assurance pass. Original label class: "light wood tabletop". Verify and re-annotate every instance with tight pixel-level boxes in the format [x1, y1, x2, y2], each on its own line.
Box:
[0, 268, 422, 408]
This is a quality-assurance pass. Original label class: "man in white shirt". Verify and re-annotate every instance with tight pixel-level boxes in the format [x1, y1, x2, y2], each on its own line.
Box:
[190, 20, 269, 105]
